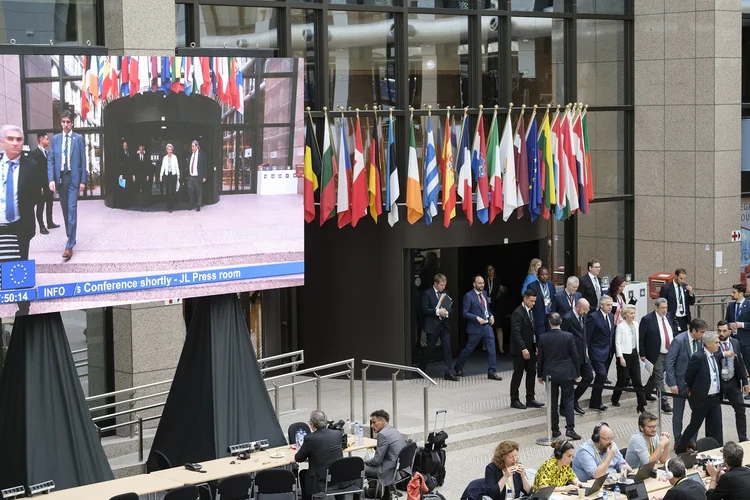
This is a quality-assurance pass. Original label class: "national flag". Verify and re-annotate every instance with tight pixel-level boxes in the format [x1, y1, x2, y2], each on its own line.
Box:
[304, 122, 321, 223]
[551, 112, 566, 220]
[406, 116, 423, 224]
[1, 260, 35, 290]
[149, 56, 158, 91]
[441, 114, 456, 227]
[539, 111, 556, 220]
[235, 64, 244, 115]
[582, 112, 595, 204]
[456, 113, 473, 225]
[500, 113, 518, 222]
[472, 113, 489, 224]
[109, 57, 119, 100]
[98, 56, 106, 101]
[351, 116, 368, 227]
[423, 115, 439, 225]
[514, 115, 528, 219]
[121, 56, 130, 96]
[320, 114, 337, 225]
[487, 110, 503, 223]
[161, 56, 171, 94]
[128, 56, 140, 96]
[367, 120, 383, 223]
[215, 57, 225, 102]
[560, 110, 579, 220]
[88, 56, 100, 103]
[192, 57, 203, 95]
[336, 118, 352, 228]
[386, 116, 400, 226]
[573, 112, 588, 214]
[80, 56, 90, 121]
[171, 57, 182, 93]
[227, 58, 239, 109]
[184, 57, 193, 96]
[527, 117, 542, 221]
[101, 57, 112, 100]
[136, 56, 147, 94]
[209, 57, 217, 97]
[201, 57, 212, 95]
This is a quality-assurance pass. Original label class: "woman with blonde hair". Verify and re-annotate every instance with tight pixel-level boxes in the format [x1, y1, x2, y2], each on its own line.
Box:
[481, 440, 531, 499]
[612, 304, 647, 412]
[521, 258, 542, 296]
[159, 143, 180, 212]
[532, 440, 583, 492]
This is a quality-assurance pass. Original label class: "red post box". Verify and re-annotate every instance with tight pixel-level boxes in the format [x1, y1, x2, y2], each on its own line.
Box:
[648, 272, 675, 299]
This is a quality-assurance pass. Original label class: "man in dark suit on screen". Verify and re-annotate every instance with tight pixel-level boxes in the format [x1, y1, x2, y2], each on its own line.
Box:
[510, 288, 544, 410]
[29, 132, 57, 234]
[134, 144, 152, 205]
[562, 298, 593, 416]
[585, 295, 615, 411]
[716, 320, 750, 443]
[186, 140, 207, 211]
[660, 268, 695, 333]
[47, 109, 86, 260]
[537, 312, 581, 440]
[419, 273, 458, 381]
[454, 274, 502, 380]
[295, 410, 349, 500]
[579, 259, 603, 312]
[726, 284, 750, 398]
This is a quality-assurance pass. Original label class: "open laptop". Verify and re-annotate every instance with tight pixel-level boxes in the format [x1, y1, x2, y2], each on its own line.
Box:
[628, 460, 658, 482]
[679, 452, 698, 469]
[529, 485, 555, 500]
[582, 474, 608, 496]
[685, 472, 706, 490]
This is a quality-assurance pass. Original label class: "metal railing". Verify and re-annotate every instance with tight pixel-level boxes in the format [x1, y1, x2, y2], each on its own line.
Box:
[694, 293, 729, 320]
[361, 360, 437, 442]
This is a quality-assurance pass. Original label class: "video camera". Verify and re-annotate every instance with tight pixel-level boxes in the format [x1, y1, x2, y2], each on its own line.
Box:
[327, 419, 349, 449]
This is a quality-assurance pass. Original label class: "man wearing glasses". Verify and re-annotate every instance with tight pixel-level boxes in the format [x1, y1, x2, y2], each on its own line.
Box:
[47, 110, 86, 261]
[624, 411, 671, 469]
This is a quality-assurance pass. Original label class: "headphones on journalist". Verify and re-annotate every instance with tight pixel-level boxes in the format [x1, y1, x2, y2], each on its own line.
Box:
[592, 422, 609, 443]
[554, 440, 570, 460]
[664, 458, 674, 480]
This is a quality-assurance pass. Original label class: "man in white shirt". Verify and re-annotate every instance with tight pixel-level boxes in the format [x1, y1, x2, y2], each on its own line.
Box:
[639, 297, 676, 413]
[716, 320, 750, 442]
[579, 259, 602, 312]
[187, 140, 207, 212]
[726, 284, 750, 401]
[660, 269, 695, 333]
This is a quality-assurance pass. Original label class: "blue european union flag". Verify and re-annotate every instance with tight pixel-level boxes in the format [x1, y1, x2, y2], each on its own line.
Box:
[1, 260, 36, 290]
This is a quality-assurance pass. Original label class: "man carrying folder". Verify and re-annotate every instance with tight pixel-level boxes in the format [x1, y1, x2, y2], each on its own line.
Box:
[420, 273, 459, 381]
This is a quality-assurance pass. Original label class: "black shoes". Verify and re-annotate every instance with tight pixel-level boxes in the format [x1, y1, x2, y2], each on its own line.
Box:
[39, 227, 49, 234]
[511, 400, 527, 410]
[611, 401, 621, 407]
[454, 368, 464, 377]
[589, 404, 608, 412]
[444, 373, 459, 382]
[526, 399, 545, 408]
[662, 404, 673, 414]
[48, 222, 60, 229]
[574, 403, 585, 415]
[566, 430, 582, 440]
[637, 406, 646, 413]
[551, 430, 562, 438]
[646, 395, 657, 402]
[488, 373, 503, 381]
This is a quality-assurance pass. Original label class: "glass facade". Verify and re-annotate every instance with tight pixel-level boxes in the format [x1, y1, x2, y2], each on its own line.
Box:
[0, 0, 100, 45]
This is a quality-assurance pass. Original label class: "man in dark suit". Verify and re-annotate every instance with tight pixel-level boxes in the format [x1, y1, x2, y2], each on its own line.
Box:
[667, 318, 708, 444]
[186, 140, 207, 211]
[295, 410, 348, 500]
[29, 132, 57, 234]
[562, 298, 593, 416]
[116, 141, 134, 208]
[662, 457, 708, 500]
[726, 284, 750, 392]
[455, 274, 502, 380]
[537, 312, 581, 440]
[676, 331, 724, 453]
[706, 441, 750, 500]
[716, 320, 750, 442]
[578, 259, 602, 312]
[510, 288, 544, 410]
[660, 268, 695, 334]
[419, 273, 458, 381]
[527, 266, 556, 339]
[552, 276, 582, 316]
[47, 109, 86, 260]
[585, 295, 615, 411]
[640, 297, 677, 414]
[133, 144, 152, 205]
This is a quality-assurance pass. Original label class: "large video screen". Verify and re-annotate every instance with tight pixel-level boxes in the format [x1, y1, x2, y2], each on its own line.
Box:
[0, 54, 304, 316]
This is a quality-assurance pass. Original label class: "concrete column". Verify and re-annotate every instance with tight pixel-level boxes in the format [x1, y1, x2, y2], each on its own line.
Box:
[633, 0, 741, 324]
[104, 0, 176, 55]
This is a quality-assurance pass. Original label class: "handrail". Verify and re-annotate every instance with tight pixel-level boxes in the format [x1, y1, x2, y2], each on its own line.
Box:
[71, 348, 88, 355]
[264, 358, 353, 383]
[361, 359, 437, 442]
[85, 379, 172, 403]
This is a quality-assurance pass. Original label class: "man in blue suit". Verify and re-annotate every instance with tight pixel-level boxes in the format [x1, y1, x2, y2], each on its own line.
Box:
[659, 268, 695, 333]
[47, 110, 86, 260]
[527, 267, 557, 340]
[666, 318, 708, 444]
[726, 284, 750, 381]
[454, 274, 502, 380]
[552, 276, 582, 316]
[562, 298, 593, 416]
[585, 295, 615, 411]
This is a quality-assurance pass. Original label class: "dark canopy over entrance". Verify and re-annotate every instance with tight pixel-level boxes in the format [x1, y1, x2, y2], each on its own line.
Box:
[147, 293, 285, 470]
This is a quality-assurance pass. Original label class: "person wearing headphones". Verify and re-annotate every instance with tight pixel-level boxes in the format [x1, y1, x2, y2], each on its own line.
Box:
[571, 422, 632, 482]
[532, 440, 585, 493]
[661, 457, 707, 500]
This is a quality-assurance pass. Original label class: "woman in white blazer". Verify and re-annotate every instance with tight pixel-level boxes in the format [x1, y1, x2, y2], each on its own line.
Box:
[159, 143, 180, 212]
[611, 305, 647, 412]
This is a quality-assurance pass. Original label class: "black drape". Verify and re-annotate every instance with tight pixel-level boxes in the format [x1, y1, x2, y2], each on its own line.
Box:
[0, 313, 114, 491]
[147, 294, 285, 470]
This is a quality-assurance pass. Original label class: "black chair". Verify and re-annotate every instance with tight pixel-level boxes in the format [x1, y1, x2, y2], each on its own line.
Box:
[216, 473, 253, 500]
[460, 478, 485, 500]
[255, 468, 296, 499]
[109, 494, 138, 500]
[164, 485, 200, 500]
[323, 456, 366, 498]
[620, 447, 628, 458]
[147, 449, 172, 472]
[375, 442, 418, 498]
[696, 437, 720, 453]
[288, 421, 312, 444]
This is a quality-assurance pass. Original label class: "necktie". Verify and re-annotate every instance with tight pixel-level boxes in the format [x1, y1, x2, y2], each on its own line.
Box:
[709, 354, 719, 388]
[42, 148, 47, 159]
[722, 341, 730, 368]
[5, 160, 16, 221]
[736, 302, 742, 322]
[569, 294, 574, 308]
[63, 134, 69, 170]
[579, 315, 584, 329]
[678, 286, 684, 308]
[661, 317, 670, 349]
[191, 153, 197, 176]
[528, 307, 534, 327]
[605, 313, 611, 332]
[478, 292, 486, 310]
[140, 153, 143, 161]
[692, 339, 700, 356]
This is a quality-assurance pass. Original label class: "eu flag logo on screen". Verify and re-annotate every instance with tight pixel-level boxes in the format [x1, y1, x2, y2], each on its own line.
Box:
[1, 260, 36, 290]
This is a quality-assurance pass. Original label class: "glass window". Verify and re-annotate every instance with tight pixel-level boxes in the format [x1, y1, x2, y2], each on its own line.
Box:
[198, 5, 278, 49]
[291, 9, 315, 110]
[25, 82, 58, 131]
[481, 16, 501, 106]
[333, 0, 400, 5]
[0, 0, 98, 45]
[261, 126, 293, 169]
[221, 128, 238, 192]
[262, 78, 294, 124]
[24, 55, 57, 78]
[577, 201, 626, 278]
[508, 0, 564, 12]
[328, 11, 396, 110]
[176, 4, 187, 47]
[81, 131, 102, 197]
[575, 0, 627, 15]
[510, 17, 564, 106]
[408, 14, 469, 109]
[409, 0, 472, 8]
[577, 20, 626, 106]
[583, 111, 625, 197]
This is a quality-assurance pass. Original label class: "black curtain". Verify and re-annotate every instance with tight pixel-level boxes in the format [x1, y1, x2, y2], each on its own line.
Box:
[147, 294, 285, 470]
[0, 313, 113, 491]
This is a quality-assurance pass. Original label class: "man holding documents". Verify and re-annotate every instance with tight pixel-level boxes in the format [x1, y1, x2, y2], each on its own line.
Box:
[454, 274, 502, 381]
[419, 273, 459, 381]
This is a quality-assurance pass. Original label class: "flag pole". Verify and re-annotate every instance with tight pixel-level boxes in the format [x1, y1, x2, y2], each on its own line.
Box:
[504, 102, 514, 130]
[474, 104, 484, 137]
[537, 104, 552, 141]
[513, 104, 526, 136]
[323, 106, 337, 159]
[551, 104, 562, 126]
[525, 104, 538, 140]
[458, 106, 469, 150]
[581, 103, 588, 118]
[306, 106, 322, 158]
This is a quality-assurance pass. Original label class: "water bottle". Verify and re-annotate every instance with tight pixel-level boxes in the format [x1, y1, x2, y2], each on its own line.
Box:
[300, 430, 307, 445]
[602, 490, 608, 500]
[295, 429, 303, 448]
[343, 419, 351, 435]
[357, 424, 364, 445]
[613, 485, 620, 500]
[352, 421, 359, 435]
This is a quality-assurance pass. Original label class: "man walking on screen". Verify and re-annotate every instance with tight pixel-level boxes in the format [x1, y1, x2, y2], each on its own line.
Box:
[187, 140, 206, 211]
[48, 110, 86, 260]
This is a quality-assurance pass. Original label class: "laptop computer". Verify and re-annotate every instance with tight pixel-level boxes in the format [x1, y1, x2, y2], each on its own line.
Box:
[628, 460, 658, 482]
[621, 481, 649, 500]
[679, 452, 698, 469]
[685, 472, 706, 489]
[529, 485, 555, 500]
[583, 474, 608, 496]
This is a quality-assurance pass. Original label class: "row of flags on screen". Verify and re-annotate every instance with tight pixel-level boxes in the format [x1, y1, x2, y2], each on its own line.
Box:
[79, 56, 245, 120]
[304, 103, 595, 228]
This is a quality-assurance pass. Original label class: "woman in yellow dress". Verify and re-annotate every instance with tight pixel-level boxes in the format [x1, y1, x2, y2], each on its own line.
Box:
[533, 440, 585, 493]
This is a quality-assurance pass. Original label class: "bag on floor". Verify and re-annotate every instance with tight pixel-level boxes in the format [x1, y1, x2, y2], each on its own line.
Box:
[407, 472, 445, 500]
[415, 410, 448, 486]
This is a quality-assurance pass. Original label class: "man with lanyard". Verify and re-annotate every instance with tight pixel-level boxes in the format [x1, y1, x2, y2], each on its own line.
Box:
[660, 268, 695, 334]
[716, 320, 750, 442]
[527, 267, 556, 340]
[552, 276, 582, 316]
[624, 411, 670, 469]
[662, 457, 706, 500]
[571, 422, 632, 482]
[455, 274, 502, 381]
[676, 331, 724, 453]
[727, 284, 750, 400]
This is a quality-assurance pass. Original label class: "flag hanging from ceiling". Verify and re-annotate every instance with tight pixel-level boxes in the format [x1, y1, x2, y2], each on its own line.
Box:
[367, 119, 383, 223]
[406, 115, 423, 225]
[526, 116, 541, 222]
[386, 116, 400, 226]
[423, 115, 439, 225]
[320, 114, 337, 226]
[304, 122, 321, 224]
[487, 109, 503, 224]
[351, 115, 368, 227]
[457, 113, 473, 226]
[442, 113, 456, 228]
